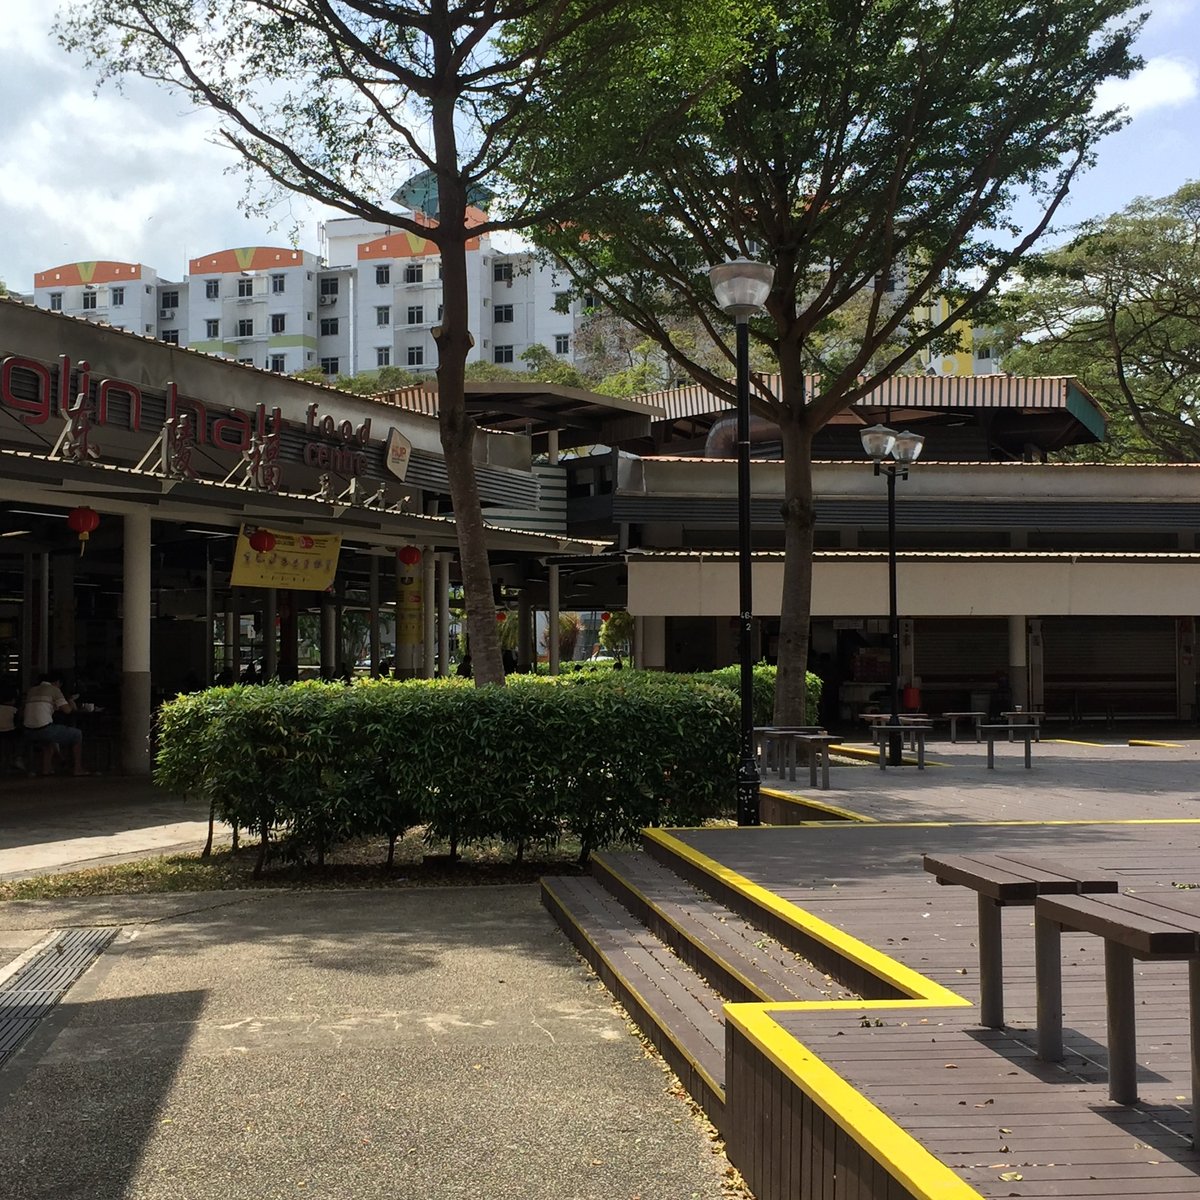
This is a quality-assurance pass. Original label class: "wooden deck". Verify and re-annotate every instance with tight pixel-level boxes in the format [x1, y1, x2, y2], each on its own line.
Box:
[673, 821, 1200, 1198]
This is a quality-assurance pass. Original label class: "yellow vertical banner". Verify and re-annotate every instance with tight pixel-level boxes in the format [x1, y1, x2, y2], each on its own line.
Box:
[396, 546, 423, 650]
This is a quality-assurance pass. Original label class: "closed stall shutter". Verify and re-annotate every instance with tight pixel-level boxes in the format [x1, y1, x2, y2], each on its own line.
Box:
[1042, 616, 1177, 718]
[914, 618, 1008, 711]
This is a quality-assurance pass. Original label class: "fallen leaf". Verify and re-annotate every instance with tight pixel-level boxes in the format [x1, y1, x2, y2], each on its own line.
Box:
[1000, 1172, 1023, 1181]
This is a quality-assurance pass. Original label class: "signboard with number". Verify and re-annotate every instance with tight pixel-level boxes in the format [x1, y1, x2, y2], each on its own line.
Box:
[230, 526, 342, 591]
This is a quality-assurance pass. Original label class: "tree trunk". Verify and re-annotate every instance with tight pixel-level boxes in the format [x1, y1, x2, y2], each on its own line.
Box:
[774, 414, 816, 724]
[429, 87, 504, 687]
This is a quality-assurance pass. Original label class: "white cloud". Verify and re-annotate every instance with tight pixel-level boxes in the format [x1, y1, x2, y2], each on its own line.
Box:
[1094, 55, 1199, 117]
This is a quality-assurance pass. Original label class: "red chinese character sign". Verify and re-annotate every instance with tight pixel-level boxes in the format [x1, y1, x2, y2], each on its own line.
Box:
[230, 525, 342, 591]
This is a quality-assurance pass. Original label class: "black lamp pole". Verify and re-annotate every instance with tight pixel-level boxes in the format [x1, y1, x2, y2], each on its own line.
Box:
[735, 316, 759, 825]
[883, 460, 903, 766]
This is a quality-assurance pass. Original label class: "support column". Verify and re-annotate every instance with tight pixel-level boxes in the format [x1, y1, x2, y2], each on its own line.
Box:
[1028, 618, 1044, 713]
[368, 558, 381, 674]
[639, 615, 667, 671]
[38, 553, 50, 674]
[230, 589, 242, 679]
[51, 555, 76, 673]
[437, 554, 451, 677]
[121, 510, 153, 776]
[517, 588, 532, 673]
[204, 551, 214, 686]
[1009, 614, 1029, 708]
[422, 546, 436, 679]
[548, 567, 561, 676]
[20, 551, 34, 690]
[263, 589, 278, 681]
[320, 593, 336, 678]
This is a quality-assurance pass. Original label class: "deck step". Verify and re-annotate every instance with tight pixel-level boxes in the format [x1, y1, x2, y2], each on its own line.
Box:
[541, 874, 727, 1124]
[590, 851, 839, 1005]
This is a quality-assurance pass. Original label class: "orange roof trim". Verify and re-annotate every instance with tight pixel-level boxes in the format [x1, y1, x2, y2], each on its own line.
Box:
[34, 261, 145, 288]
[358, 207, 486, 260]
[187, 247, 309, 274]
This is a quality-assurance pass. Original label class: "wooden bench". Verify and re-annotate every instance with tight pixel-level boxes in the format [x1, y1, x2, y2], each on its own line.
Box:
[869, 721, 930, 770]
[923, 852, 1119, 1028]
[794, 732, 839, 791]
[942, 711, 986, 743]
[979, 722, 1038, 768]
[1034, 887, 1200, 1141]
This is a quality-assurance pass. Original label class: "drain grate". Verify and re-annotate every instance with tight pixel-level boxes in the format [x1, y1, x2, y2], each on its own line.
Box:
[0, 928, 117, 1068]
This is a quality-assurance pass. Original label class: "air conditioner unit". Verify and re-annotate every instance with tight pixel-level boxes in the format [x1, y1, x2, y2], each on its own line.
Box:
[160, 309, 176, 318]
[319, 295, 336, 306]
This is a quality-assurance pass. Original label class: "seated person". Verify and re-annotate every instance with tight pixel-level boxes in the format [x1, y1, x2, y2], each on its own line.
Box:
[22, 671, 85, 776]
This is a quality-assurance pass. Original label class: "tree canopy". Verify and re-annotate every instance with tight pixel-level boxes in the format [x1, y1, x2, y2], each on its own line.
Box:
[515, 0, 1144, 720]
[996, 181, 1200, 462]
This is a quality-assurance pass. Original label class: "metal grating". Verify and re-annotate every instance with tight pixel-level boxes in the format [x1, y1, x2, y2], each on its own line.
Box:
[0, 928, 117, 1068]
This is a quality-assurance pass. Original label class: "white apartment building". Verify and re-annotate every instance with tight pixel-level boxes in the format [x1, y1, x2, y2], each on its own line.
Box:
[28, 213, 584, 379]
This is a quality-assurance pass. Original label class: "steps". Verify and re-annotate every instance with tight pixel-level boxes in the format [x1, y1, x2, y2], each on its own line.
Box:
[541, 838, 844, 1133]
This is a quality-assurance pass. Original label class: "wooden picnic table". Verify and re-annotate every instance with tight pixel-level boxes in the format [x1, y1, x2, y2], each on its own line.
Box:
[1034, 886, 1200, 1143]
[923, 852, 1118, 1028]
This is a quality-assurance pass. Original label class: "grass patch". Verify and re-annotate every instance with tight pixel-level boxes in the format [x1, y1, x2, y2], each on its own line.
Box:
[0, 828, 595, 901]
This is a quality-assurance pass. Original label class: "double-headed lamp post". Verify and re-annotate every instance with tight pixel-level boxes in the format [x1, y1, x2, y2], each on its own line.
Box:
[709, 257, 775, 826]
[860, 423, 925, 766]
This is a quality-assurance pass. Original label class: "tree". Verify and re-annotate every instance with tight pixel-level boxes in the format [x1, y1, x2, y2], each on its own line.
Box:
[519, 0, 1143, 721]
[59, 0, 740, 686]
[291, 365, 422, 394]
[996, 182, 1200, 462]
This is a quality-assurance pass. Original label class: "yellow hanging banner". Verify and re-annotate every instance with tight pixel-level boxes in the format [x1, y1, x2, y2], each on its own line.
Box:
[230, 526, 342, 591]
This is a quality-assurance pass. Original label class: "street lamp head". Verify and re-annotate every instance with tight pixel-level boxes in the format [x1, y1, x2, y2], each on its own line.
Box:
[709, 258, 774, 321]
[892, 430, 925, 465]
[859, 423, 897, 461]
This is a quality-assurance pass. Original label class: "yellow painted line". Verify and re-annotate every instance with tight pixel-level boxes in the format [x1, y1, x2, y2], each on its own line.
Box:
[760, 787, 876, 824]
[644, 829, 970, 1007]
[1130, 739, 1182, 748]
[590, 856, 775, 1002]
[1048, 738, 1108, 746]
[726, 1004, 985, 1200]
[541, 879, 726, 1103]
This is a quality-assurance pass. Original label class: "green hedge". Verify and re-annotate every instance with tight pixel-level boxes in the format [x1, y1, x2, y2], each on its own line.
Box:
[157, 669, 814, 873]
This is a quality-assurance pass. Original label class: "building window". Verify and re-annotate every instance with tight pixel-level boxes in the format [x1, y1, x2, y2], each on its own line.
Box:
[376, 306, 391, 326]
[407, 345, 424, 367]
[160, 289, 179, 309]
[555, 334, 570, 355]
[237, 357, 254, 365]
[162, 330, 179, 345]
[320, 276, 339, 297]
[237, 277, 254, 298]
[49, 293, 62, 311]
[375, 264, 391, 285]
[271, 274, 286, 294]
[205, 318, 220, 338]
[320, 317, 339, 336]
[320, 356, 339, 375]
[406, 305, 423, 325]
[404, 262, 423, 284]
[205, 279, 220, 299]
[493, 261, 513, 283]
[377, 346, 391, 367]
[110, 286, 125, 306]
[494, 345, 514, 364]
[270, 313, 286, 334]
[976, 345, 993, 360]
[82, 291, 97, 310]
[494, 304, 513, 323]
[237, 318, 254, 337]
[582, 291, 600, 311]
[269, 354, 286, 372]
[437, 304, 444, 322]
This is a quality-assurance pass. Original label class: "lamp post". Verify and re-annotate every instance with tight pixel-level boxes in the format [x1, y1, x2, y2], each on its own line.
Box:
[709, 257, 775, 826]
[860, 424, 925, 766]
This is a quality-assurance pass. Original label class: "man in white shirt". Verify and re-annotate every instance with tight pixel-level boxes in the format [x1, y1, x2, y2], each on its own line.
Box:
[22, 672, 85, 776]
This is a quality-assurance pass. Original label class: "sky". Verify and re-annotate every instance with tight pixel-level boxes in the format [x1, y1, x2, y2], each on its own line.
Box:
[1, 0, 1198, 294]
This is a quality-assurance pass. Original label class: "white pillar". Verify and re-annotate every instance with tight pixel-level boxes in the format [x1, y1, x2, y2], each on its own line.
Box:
[368, 558, 381, 673]
[437, 553, 451, 677]
[1009, 614, 1029, 708]
[517, 588, 533, 672]
[422, 546, 436, 678]
[320, 595, 337, 677]
[38, 553, 50, 673]
[263, 588, 278, 680]
[640, 615, 667, 671]
[122, 510, 153, 775]
[548, 566, 561, 675]
[20, 551, 34, 689]
[51, 554, 75, 672]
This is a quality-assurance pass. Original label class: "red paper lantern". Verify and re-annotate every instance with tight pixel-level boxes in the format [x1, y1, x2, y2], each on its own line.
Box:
[601, 611, 611, 622]
[67, 506, 100, 555]
[248, 528, 276, 554]
[496, 610, 506, 622]
[397, 545, 421, 566]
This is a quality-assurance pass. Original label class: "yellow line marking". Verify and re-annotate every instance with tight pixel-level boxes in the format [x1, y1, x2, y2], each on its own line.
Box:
[760, 787, 876, 824]
[1129, 739, 1182, 748]
[644, 829, 969, 1007]
[1049, 738, 1108, 746]
[541, 879, 726, 1103]
[727, 1004, 985, 1200]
